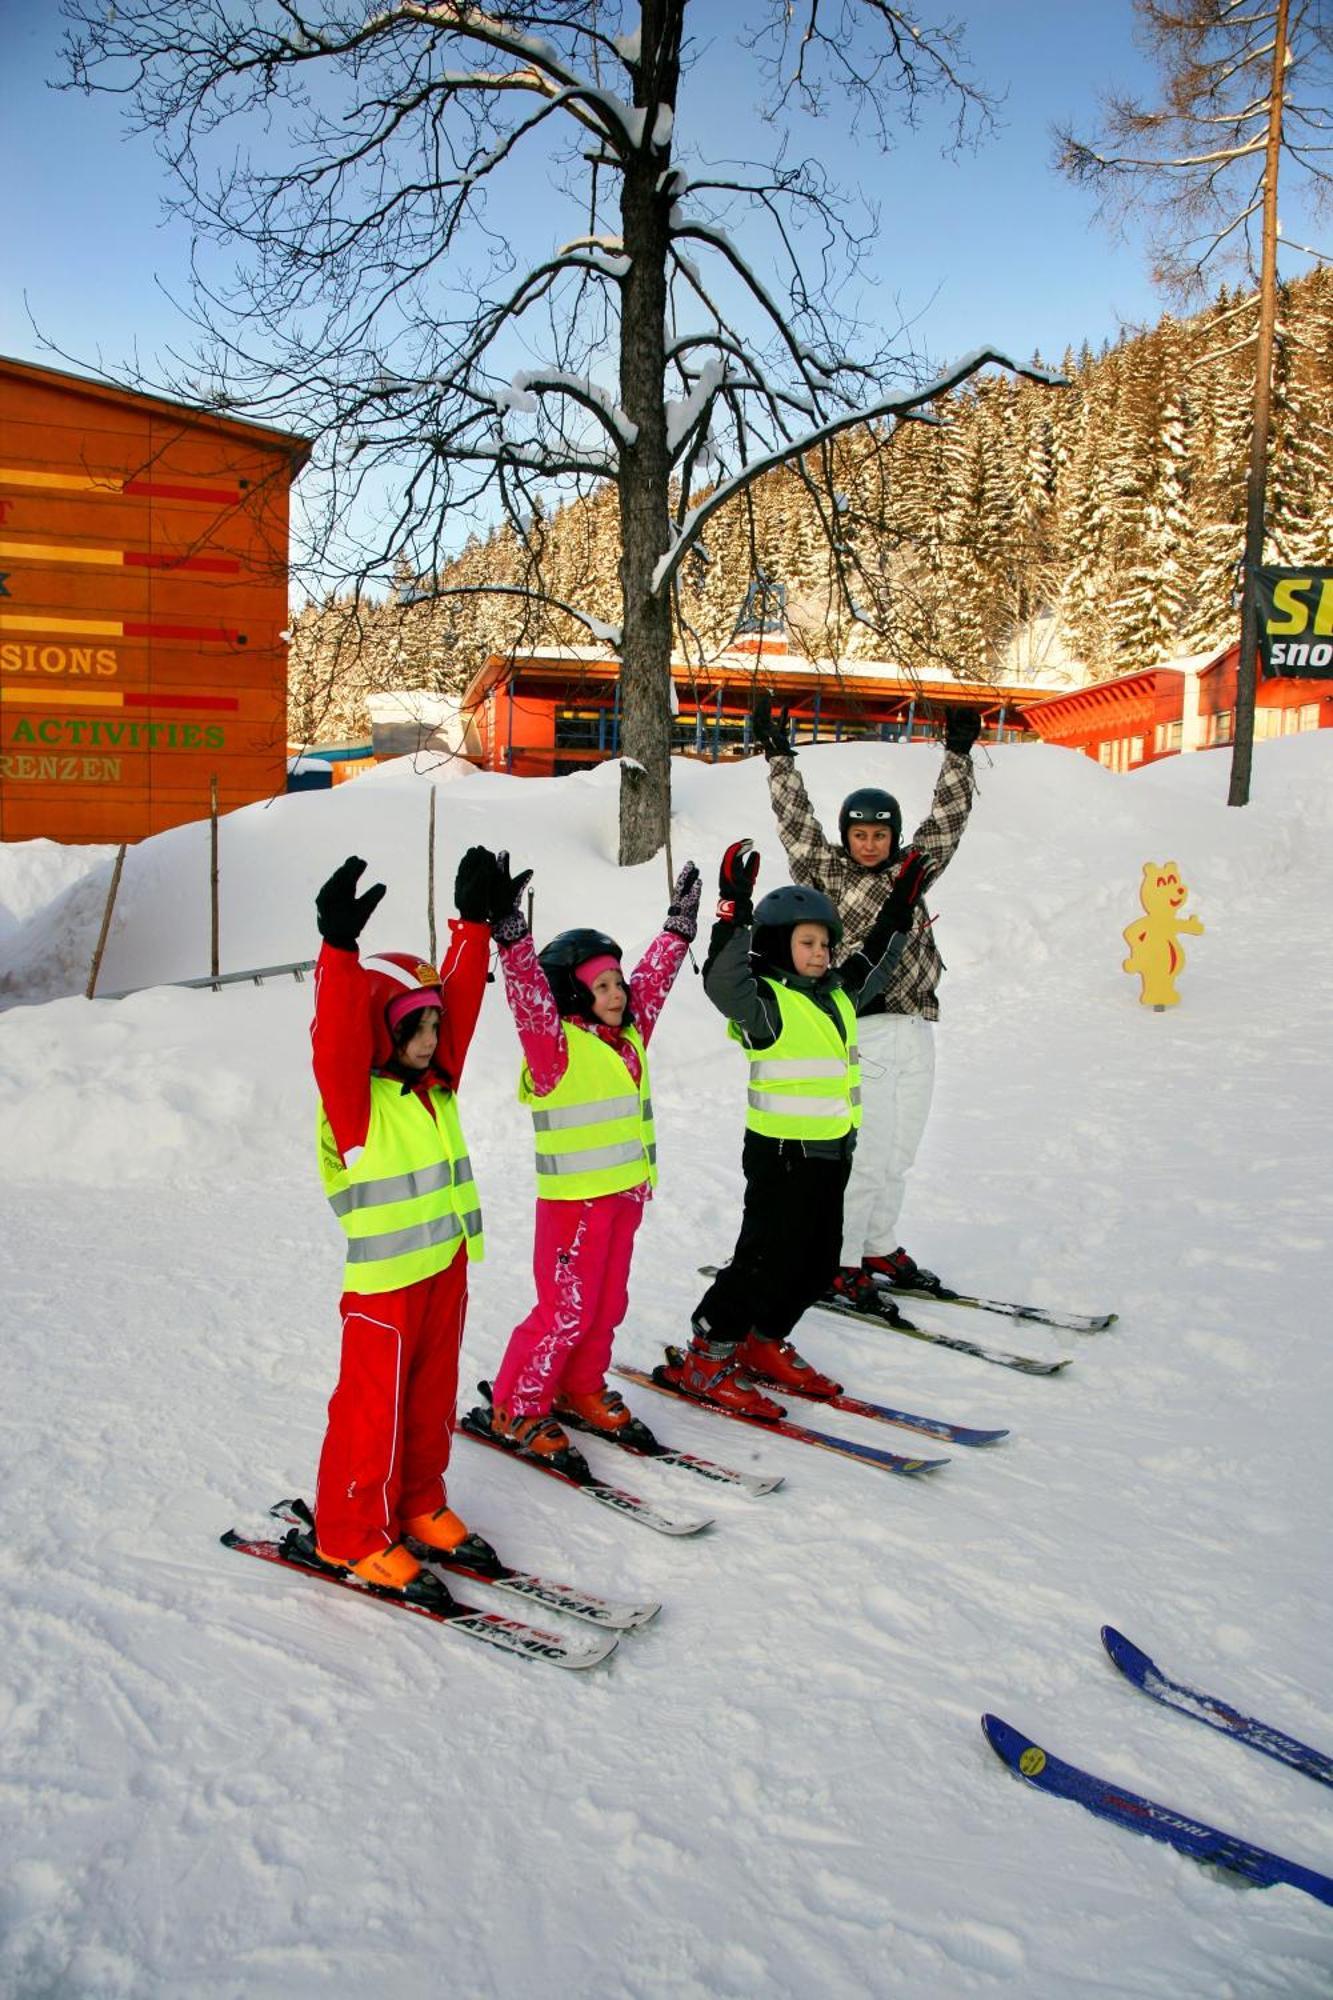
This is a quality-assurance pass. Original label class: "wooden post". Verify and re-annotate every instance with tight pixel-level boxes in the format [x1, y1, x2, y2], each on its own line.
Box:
[86, 843, 127, 999]
[427, 786, 438, 962]
[210, 774, 220, 979]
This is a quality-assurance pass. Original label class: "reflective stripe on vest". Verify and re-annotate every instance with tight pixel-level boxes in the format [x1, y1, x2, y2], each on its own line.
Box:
[730, 981, 861, 1141]
[318, 1075, 483, 1294]
[519, 1022, 656, 1199]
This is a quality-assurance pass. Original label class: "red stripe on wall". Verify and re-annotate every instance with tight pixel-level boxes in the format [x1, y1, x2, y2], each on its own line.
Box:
[122, 479, 244, 504]
[123, 551, 241, 574]
[122, 691, 240, 713]
[121, 620, 240, 643]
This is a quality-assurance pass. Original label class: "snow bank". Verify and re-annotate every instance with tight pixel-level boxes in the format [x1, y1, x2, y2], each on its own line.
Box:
[1, 736, 1330, 1998]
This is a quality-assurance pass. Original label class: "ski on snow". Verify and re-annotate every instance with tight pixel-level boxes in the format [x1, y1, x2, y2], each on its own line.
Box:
[613, 1352, 949, 1477]
[269, 1498, 659, 1632]
[696, 1266, 1069, 1375]
[810, 1290, 1071, 1377]
[220, 1526, 618, 1670]
[555, 1409, 783, 1496]
[982, 1713, 1333, 1908]
[460, 1392, 714, 1537]
[1102, 1626, 1333, 1788]
[763, 1376, 1008, 1448]
[870, 1273, 1115, 1333]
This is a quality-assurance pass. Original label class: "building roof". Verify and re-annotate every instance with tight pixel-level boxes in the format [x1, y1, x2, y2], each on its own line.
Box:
[0, 352, 313, 468]
[462, 642, 1060, 710]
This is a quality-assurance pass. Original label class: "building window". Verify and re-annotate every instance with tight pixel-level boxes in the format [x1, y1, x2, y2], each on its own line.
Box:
[1153, 720, 1183, 754]
[1208, 710, 1234, 746]
[1294, 702, 1320, 734]
[1097, 735, 1145, 773]
[555, 707, 609, 751]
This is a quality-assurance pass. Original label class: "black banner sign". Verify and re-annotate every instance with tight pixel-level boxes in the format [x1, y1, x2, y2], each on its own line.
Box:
[1256, 567, 1333, 678]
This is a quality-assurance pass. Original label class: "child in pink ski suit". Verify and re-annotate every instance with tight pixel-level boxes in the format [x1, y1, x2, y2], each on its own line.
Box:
[469, 847, 700, 1459]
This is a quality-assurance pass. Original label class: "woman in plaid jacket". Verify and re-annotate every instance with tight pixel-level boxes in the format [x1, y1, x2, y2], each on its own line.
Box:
[751, 696, 980, 1310]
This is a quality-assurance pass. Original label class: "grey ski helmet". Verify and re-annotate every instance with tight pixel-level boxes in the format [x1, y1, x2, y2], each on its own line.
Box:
[750, 884, 842, 974]
[838, 786, 901, 861]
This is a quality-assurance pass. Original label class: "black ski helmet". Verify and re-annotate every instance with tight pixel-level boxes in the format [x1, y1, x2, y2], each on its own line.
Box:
[537, 927, 629, 1020]
[839, 786, 902, 861]
[750, 884, 842, 974]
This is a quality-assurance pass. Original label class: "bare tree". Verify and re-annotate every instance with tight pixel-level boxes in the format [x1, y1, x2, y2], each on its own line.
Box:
[1058, 0, 1333, 806]
[63, 0, 1056, 861]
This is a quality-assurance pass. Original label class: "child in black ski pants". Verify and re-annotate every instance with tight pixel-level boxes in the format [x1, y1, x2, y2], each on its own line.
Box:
[664, 839, 927, 1415]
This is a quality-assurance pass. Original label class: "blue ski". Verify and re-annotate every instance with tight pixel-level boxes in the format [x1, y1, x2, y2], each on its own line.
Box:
[614, 1355, 949, 1478]
[982, 1714, 1333, 1908]
[1102, 1627, 1333, 1788]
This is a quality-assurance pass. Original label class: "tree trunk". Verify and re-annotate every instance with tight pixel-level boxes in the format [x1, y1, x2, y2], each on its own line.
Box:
[1229, 0, 1290, 808]
[616, 0, 683, 867]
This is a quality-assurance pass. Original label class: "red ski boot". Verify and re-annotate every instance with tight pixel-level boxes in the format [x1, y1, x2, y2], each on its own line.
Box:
[862, 1247, 941, 1292]
[663, 1338, 785, 1421]
[735, 1332, 842, 1400]
[826, 1265, 881, 1312]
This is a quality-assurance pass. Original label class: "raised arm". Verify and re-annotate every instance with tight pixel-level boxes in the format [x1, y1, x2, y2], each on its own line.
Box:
[310, 856, 387, 1155]
[907, 710, 980, 880]
[628, 862, 699, 1045]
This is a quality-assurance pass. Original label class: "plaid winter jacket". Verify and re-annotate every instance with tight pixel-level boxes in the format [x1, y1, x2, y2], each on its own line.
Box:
[765, 749, 976, 1021]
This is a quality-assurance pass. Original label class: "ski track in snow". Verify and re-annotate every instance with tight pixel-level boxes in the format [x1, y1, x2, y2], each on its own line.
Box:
[1, 739, 1331, 1997]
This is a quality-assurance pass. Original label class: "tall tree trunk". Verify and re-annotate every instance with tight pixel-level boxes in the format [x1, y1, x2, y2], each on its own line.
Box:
[616, 0, 683, 866]
[1229, 0, 1291, 808]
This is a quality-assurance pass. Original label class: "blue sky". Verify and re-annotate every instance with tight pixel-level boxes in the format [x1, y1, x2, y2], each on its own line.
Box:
[4, 1, 1321, 583]
[3, 3, 1176, 380]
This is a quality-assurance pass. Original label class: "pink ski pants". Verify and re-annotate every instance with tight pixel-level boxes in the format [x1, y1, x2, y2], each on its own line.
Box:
[492, 1190, 644, 1416]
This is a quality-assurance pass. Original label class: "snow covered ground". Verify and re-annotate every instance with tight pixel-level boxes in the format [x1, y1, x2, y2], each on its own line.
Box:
[1, 736, 1330, 1998]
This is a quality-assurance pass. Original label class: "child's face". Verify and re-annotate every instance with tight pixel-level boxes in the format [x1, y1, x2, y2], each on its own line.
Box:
[847, 824, 893, 866]
[398, 1007, 441, 1070]
[588, 968, 628, 1027]
[789, 923, 831, 978]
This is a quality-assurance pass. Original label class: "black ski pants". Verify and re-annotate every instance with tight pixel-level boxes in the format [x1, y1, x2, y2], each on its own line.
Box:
[692, 1131, 852, 1348]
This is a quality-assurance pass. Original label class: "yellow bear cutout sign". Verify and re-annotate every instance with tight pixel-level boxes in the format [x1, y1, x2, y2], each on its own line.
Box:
[1123, 861, 1204, 1009]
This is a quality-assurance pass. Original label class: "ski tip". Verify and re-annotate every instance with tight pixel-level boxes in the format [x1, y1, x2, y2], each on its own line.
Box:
[1101, 1626, 1151, 1679]
[981, 1714, 1046, 1776]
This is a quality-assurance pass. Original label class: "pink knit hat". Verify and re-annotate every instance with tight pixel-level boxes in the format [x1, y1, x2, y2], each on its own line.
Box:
[574, 953, 620, 989]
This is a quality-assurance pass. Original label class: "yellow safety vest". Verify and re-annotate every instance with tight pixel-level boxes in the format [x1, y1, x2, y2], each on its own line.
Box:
[318, 1075, 484, 1295]
[519, 1022, 657, 1200]
[730, 979, 862, 1141]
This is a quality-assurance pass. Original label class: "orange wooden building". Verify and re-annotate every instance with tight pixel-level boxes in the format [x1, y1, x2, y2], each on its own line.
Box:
[460, 632, 1045, 777]
[0, 356, 309, 842]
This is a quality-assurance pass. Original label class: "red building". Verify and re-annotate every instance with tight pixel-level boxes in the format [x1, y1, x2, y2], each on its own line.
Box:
[460, 632, 1048, 777]
[1019, 641, 1333, 771]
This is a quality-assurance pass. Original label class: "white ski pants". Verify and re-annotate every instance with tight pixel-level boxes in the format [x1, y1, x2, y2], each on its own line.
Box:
[840, 1011, 936, 1265]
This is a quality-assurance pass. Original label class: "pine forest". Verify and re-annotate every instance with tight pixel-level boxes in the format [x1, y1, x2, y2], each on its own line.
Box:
[288, 271, 1333, 746]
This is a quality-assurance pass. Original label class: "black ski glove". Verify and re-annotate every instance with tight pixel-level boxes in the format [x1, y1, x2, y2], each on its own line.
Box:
[751, 691, 793, 760]
[717, 839, 760, 925]
[944, 706, 982, 756]
[454, 845, 503, 925]
[663, 861, 702, 941]
[315, 856, 386, 951]
[490, 850, 534, 946]
[863, 849, 931, 959]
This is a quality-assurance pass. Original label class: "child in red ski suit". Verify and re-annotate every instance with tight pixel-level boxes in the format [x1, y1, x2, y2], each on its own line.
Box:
[309, 851, 493, 1594]
[467, 847, 700, 1460]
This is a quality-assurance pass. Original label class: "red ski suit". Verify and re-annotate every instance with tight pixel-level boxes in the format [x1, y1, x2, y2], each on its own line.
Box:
[491, 929, 687, 1417]
[311, 925, 488, 1564]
